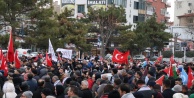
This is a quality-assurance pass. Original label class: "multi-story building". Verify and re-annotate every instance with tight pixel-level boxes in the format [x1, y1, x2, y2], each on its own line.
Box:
[174, 0, 194, 26]
[151, 0, 171, 23]
[132, 0, 170, 23]
[60, 0, 139, 27]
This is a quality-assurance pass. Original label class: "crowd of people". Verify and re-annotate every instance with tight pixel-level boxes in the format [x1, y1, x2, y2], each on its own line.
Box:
[0, 53, 194, 98]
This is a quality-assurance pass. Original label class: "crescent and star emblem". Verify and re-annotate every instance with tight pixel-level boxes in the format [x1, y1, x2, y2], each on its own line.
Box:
[115, 54, 123, 61]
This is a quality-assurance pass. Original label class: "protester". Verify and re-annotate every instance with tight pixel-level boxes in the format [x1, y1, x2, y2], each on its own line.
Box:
[162, 79, 175, 98]
[21, 91, 33, 98]
[1, 47, 194, 98]
[2, 81, 17, 98]
[118, 83, 135, 98]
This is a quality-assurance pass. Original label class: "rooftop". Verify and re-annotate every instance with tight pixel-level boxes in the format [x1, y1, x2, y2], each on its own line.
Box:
[177, 13, 194, 18]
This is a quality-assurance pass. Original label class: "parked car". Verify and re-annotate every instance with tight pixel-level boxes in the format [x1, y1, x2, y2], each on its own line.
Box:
[30, 52, 38, 57]
[133, 55, 146, 60]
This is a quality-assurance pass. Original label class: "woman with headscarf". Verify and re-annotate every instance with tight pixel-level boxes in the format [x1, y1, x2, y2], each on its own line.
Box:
[2, 81, 17, 98]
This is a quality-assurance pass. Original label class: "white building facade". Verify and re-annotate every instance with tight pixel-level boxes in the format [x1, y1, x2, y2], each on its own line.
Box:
[174, 0, 194, 26]
[60, 0, 138, 27]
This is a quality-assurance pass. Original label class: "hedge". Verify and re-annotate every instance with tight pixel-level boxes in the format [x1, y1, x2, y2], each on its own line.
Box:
[162, 51, 194, 58]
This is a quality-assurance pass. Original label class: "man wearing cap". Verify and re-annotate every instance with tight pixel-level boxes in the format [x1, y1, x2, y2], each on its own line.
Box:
[172, 84, 182, 93]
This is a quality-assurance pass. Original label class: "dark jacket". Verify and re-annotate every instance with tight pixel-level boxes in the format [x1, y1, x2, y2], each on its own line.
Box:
[147, 77, 156, 85]
[55, 85, 65, 98]
[136, 86, 154, 98]
[128, 76, 134, 84]
[81, 88, 93, 98]
[26, 78, 37, 92]
[162, 89, 175, 98]
[33, 87, 43, 98]
[44, 82, 55, 94]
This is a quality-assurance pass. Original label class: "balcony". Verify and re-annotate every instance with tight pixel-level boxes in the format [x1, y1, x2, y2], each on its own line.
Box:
[165, 2, 171, 7]
[147, 10, 154, 15]
[165, 12, 170, 18]
[146, 0, 153, 4]
[187, 23, 194, 27]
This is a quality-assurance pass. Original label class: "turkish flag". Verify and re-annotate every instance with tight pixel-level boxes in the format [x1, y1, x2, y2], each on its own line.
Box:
[187, 66, 193, 88]
[14, 51, 21, 69]
[112, 49, 129, 64]
[46, 52, 52, 67]
[1, 55, 8, 76]
[155, 75, 165, 86]
[0, 49, 2, 60]
[7, 30, 14, 62]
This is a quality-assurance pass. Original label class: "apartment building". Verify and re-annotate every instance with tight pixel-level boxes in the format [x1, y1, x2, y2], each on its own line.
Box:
[60, 0, 138, 27]
[174, 0, 194, 27]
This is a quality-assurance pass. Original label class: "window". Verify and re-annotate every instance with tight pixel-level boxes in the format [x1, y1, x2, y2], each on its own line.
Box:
[114, 0, 127, 7]
[161, 0, 166, 2]
[153, 7, 156, 12]
[189, 19, 193, 23]
[188, 10, 192, 13]
[160, 9, 165, 15]
[78, 5, 85, 13]
[134, 1, 139, 9]
[133, 16, 138, 23]
[139, 0, 145, 10]
[188, 3, 192, 6]
[138, 14, 145, 22]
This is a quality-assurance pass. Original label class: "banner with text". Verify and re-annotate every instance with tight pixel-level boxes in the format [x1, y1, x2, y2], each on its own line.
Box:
[88, 0, 106, 5]
[61, 0, 75, 7]
[56, 48, 72, 60]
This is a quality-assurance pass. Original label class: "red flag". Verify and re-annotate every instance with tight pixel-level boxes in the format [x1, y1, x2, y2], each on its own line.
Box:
[7, 30, 14, 62]
[155, 55, 163, 65]
[112, 49, 129, 64]
[0, 49, 2, 60]
[34, 55, 38, 62]
[130, 55, 133, 62]
[14, 51, 20, 69]
[155, 75, 165, 86]
[157, 55, 163, 62]
[168, 65, 174, 77]
[1, 55, 8, 76]
[170, 55, 175, 65]
[163, 67, 169, 74]
[58, 53, 62, 61]
[187, 66, 193, 88]
[46, 52, 52, 67]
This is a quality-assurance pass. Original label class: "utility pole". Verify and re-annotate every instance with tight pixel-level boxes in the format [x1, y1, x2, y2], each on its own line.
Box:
[174, 33, 181, 52]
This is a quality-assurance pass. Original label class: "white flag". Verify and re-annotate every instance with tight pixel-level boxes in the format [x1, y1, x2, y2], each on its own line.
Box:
[48, 39, 57, 62]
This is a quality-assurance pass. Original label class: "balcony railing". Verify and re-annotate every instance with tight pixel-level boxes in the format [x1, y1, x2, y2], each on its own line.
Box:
[147, 10, 154, 15]
[146, 0, 153, 3]
[165, 2, 171, 7]
[165, 12, 170, 18]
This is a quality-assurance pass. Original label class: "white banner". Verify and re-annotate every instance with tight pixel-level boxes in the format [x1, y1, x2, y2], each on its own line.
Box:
[56, 48, 72, 59]
[48, 39, 57, 62]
